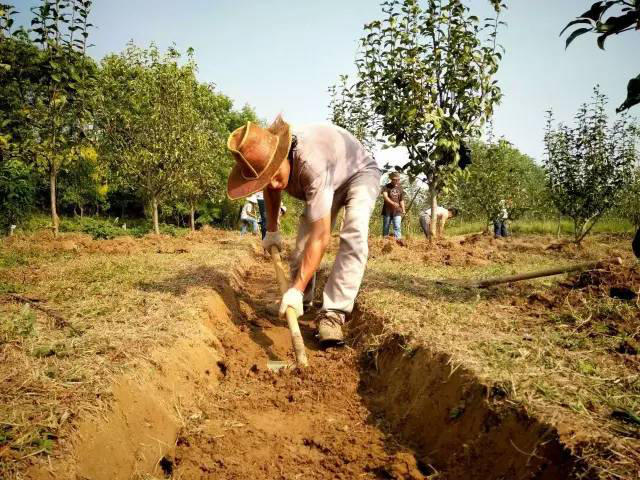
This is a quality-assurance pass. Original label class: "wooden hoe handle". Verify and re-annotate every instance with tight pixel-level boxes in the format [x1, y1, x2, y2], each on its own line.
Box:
[270, 246, 309, 367]
[471, 256, 623, 288]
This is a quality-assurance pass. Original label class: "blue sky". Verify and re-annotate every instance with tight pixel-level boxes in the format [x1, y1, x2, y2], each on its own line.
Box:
[13, 0, 639, 164]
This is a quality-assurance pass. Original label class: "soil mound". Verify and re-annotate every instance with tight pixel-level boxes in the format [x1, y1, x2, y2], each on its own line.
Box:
[568, 263, 640, 299]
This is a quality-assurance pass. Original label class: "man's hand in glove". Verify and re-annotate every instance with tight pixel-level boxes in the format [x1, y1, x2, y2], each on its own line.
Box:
[279, 287, 304, 319]
[262, 231, 282, 252]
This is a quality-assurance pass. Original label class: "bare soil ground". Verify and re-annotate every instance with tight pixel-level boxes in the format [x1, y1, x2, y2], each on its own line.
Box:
[362, 233, 639, 479]
[0, 229, 637, 479]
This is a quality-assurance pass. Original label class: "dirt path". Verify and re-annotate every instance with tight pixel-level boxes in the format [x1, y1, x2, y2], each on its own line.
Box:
[171, 257, 426, 480]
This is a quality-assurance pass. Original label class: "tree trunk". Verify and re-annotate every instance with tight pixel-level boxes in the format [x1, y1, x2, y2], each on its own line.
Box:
[80, 205, 84, 218]
[49, 168, 59, 237]
[404, 188, 421, 240]
[152, 196, 160, 235]
[429, 186, 438, 242]
[190, 203, 196, 232]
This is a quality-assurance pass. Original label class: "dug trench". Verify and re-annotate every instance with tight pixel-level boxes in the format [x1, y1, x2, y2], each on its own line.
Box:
[39, 249, 595, 479]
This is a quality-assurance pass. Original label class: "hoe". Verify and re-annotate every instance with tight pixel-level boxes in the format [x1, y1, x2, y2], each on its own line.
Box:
[267, 246, 309, 370]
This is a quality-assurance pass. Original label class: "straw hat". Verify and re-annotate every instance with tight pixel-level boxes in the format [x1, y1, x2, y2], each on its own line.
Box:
[227, 115, 292, 200]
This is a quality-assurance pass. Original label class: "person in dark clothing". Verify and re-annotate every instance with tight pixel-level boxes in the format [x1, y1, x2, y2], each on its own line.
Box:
[255, 191, 267, 239]
[381, 172, 405, 240]
[633, 227, 640, 258]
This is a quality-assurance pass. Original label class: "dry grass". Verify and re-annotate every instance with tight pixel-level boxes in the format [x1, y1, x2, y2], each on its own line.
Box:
[357, 233, 639, 479]
[2, 227, 638, 478]
[0, 228, 258, 478]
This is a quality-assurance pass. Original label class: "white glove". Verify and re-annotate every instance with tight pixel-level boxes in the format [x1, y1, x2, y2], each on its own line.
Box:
[279, 288, 304, 319]
[262, 231, 283, 252]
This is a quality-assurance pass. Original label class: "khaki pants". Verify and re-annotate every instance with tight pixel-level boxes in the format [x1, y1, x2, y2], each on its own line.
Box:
[290, 167, 381, 314]
[419, 213, 447, 237]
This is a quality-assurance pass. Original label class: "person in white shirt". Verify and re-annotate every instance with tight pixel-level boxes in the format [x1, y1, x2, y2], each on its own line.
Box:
[493, 200, 509, 238]
[239, 196, 259, 235]
[419, 206, 457, 238]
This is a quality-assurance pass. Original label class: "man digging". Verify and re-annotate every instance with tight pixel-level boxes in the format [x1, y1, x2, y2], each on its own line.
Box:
[227, 115, 381, 345]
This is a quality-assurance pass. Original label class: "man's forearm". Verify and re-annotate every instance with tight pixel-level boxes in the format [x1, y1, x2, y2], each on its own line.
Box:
[291, 216, 331, 292]
[382, 193, 395, 207]
[292, 235, 328, 292]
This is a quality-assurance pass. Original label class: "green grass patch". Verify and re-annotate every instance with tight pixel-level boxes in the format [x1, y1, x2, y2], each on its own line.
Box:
[17, 213, 191, 239]
[0, 250, 29, 268]
[1, 305, 36, 342]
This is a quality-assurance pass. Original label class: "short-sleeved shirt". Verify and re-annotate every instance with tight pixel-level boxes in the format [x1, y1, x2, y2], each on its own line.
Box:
[381, 183, 404, 216]
[421, 206, 449, 221]
[240, 202, 254, 221]
[285, 124, 378, 222]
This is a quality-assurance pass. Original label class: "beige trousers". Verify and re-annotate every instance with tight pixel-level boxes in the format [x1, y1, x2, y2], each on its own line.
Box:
[290, 167, 381, 314]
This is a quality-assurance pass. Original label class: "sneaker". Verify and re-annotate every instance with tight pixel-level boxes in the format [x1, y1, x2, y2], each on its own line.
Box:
[316, 311, 345, 346]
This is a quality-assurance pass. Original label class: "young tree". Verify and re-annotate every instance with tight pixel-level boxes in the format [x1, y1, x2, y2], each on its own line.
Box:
[346, 0, 504, 239]
[456, 139, 549, 225]
[176, 92, 260, 231]
[328, 74, 376, 152]
[96, 44, 204, 234]
[174, 84, 229, 231]
[0, 5, 37, 232]
[618, 168, 640, 229]
[544, 87, 638, 243]
[561, 0, 640, 112]
[0, 157, 35, 233]
[26, 0, 95, 235]
[59, 145, 107, 217]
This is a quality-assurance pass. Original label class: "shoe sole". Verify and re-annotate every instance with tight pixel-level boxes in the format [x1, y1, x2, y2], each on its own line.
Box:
[318, 335, 345, 348]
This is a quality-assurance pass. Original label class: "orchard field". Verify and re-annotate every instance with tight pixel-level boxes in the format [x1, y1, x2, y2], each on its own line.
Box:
[0, 226, 638, 479]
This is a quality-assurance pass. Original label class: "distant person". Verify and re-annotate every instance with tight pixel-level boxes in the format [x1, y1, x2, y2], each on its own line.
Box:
[633, 227, 639, 258]
[277, 205, 287, 228]
[381, 172, 405, 240]
[255, 190, 267, 239]
[239, 196, 259, 235]
[493, 200, 509, 238]
[419, 206, 457, 238]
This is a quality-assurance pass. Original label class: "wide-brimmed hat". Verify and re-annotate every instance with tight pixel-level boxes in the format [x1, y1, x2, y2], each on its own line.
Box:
[227, 115, 291, 200]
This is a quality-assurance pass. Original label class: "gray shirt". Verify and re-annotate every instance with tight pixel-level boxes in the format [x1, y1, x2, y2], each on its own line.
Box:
[286, 124, 377, 222]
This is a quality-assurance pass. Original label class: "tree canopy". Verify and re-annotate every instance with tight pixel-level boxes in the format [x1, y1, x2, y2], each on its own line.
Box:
[333, 0, 505, 238]
[544, 87, 638, 243]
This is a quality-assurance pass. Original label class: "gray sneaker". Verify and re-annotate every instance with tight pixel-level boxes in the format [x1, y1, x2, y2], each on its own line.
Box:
[316, 311, 345, 346]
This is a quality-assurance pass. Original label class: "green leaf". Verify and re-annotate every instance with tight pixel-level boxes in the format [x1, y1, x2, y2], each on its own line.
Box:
[565, 27, 592, 49]
[559, 18, 593, 36]
[596, 32, 609, 49]
[616, 74, 640, 113]
[578, 2, 613, 22]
